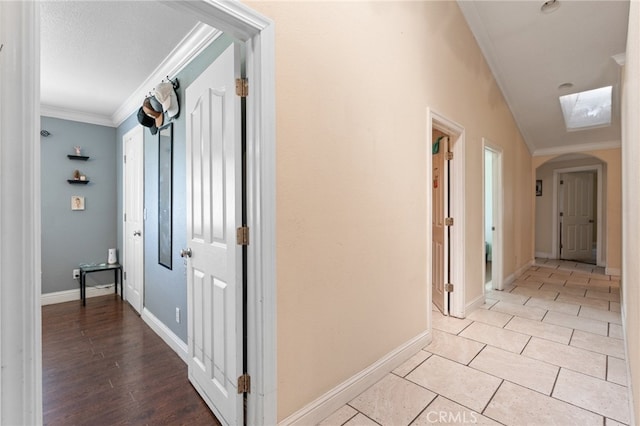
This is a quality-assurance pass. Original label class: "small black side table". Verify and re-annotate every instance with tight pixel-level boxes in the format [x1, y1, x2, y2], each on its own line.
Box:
[79, 263, 123, 306]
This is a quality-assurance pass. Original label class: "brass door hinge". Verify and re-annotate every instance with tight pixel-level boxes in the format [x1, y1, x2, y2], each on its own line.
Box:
[445, 217, 454, 226]
[236, 226, 250, 246]
[236, 78, 248, 97]
[446, 151, 454, 161]
[237, 374, 251, 394]
[445, 283, 454, 292]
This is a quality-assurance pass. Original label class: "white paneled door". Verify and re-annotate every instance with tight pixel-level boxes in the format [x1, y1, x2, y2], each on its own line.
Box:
[560, 172, 595, 263]
[184, 44, 244, 426]
[123, 126, 144, 314]
[432, 135, 448, 315]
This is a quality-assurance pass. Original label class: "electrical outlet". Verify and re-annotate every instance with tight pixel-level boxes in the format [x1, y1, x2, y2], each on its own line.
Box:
[73, 269, 80, 279]
[175, 307, 180, 323]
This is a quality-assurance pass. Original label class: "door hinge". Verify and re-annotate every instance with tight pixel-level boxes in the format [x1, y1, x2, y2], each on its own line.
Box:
[445, 217, 454, 226]
[237, 374, 251, 394]
[445, 283, 454, 292]
[446, 151, 453, 161]
[236, 78, 248, 97]
[559, 212, 564, 217]
[123, 155, 127, 163]
[236, 226, 250, 245]
[560, 180, 564, 185]
[124, 271, 127, 281]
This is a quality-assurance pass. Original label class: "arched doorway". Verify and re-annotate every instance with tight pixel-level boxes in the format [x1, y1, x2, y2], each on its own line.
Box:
[535, 154, 605, 267]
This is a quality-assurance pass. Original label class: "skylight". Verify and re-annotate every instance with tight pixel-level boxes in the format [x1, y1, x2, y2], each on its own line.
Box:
[559, 86, 612, 131]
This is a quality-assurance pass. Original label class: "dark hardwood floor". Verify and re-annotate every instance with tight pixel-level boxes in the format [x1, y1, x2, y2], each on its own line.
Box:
[42, 295, 221, 425]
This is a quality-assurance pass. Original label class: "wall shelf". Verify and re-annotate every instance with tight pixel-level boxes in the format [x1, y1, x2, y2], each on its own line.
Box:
[67, 180, 89, 185]
[67, 155, 89, 161]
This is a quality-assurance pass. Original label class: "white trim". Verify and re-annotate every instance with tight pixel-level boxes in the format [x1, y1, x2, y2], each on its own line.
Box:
[278, 331, 432, 426]
[40, 104, 116, 127]
[533, 140, 621, 157]
[142, 308, 189, 363]
[504, 259, 534, 287]
[552, 165, 604, 266]
[428, 108, 466, 319]
[466, 294, 486, 314]
[0, 2, 42, 424]
[41, 284, 116, 306]
[612, 53, 626, 66]
[112, 23, 222, 126]
[158, 2, 277, 425]
[483, 141, 504, 292]
[535, 251, 553, 259]
[606, 267, 621, 276]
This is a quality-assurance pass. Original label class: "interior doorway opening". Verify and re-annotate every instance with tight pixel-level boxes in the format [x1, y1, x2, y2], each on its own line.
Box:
[484, 142, 503, 292]
[427, 108, 465, 319]
[534, 154, 605, 269]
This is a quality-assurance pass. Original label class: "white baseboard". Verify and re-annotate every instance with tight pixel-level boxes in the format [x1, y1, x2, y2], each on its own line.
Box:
[142, 307, 188, 363]
[41, 283, 116, 306]
[504, 260, 533, 287]
[278, 330, 431, 426]
[466, 294, 486, 314]
[535, 251, 552, 259]
[606, 267, 621, 276]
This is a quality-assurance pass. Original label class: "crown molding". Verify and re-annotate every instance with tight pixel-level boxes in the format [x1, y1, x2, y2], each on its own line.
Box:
[613, 53, 626, 66]
[533, 140, 621, 157]
[40, 104, 116, 127]
[112, 22, 222, 127]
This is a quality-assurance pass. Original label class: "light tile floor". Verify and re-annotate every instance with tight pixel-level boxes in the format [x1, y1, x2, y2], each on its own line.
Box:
[318, 259, 629, 425]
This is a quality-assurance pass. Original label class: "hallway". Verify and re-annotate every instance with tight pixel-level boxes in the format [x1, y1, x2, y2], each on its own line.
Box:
[320, 261, 628, 425]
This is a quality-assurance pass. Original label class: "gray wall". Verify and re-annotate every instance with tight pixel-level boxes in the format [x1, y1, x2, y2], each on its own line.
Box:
[41, 117, 118, 293]
[116, 34, 234, 342]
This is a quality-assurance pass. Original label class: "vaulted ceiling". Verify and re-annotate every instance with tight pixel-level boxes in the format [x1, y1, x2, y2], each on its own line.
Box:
[458, 0, 629, 155]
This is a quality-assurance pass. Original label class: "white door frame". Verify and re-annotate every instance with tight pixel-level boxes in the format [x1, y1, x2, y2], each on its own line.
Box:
[122, 125, 145, 313]
[0, 1, 276, 425]
[427, 108, 466, 320]
[552, 164, 604, 267]
[483, 141, 504, 291]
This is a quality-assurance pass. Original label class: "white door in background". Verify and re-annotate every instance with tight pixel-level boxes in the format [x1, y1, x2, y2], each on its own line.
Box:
[184, 44, 243, 426]
[560, 172, 595, 263]
[123, 126, 145, 314]
[432, 135, 448, 315]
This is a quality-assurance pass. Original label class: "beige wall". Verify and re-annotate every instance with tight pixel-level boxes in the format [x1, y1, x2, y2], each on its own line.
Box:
[622, 1, 640, 423]
[533, 149, 621, 272]
[246, 1, 532, 420]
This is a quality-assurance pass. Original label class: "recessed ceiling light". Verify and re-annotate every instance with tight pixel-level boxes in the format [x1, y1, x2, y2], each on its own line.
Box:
[559, 86, 612, 131]
[541, 0, 560, 14]
[558, 82, 574, 90]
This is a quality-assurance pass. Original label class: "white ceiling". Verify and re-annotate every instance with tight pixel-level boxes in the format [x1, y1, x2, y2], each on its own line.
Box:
[40, 1, 199, 126]
[457, 0, 629, 155]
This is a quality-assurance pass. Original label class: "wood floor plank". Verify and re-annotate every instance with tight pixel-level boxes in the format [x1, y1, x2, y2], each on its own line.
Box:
[42, 295, 220, 425]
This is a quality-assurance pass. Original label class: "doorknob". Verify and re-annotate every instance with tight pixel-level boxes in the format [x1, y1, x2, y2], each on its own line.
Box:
[133, 230, 142, 236]
[180, 248, 192, 258]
